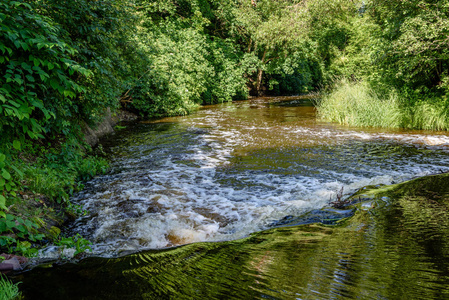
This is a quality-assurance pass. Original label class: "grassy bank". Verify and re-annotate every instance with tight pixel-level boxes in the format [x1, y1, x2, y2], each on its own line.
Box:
[0, 138, 109, 259]
[0, 136, 110, 300]
[317, 80, 449, 131]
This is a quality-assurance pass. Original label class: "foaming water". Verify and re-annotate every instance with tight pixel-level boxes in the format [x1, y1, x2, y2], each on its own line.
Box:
[65, 97, 449, 255]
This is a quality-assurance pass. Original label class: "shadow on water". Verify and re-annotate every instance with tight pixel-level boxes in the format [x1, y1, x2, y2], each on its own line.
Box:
[12, 174, 449, 299]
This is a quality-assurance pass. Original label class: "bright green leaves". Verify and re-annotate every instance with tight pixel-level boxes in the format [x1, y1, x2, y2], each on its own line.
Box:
[360, 0, 449, 96]
[1, 169, 11, 181]
[34, 0, 140, 124]
[0, 151, 18, 213]
[130, 0, 250, 115]
[12, 140, 20, 150]
[0, 195, 6, 213]
[0, 213, 44, 255]
[0, 0, 90, 148]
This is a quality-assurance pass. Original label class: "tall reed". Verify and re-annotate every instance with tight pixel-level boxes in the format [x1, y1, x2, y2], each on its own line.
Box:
[403, 101, 449, 131]
[317, 80, 402, 128]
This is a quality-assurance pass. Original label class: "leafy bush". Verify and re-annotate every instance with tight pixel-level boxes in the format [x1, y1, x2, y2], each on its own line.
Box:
[36, 0, 144, 125]
[0, 0, 92, 222]
[128, 15, 248, 116]
[23, 140, 108, 204]
[0, 0, 90, 142]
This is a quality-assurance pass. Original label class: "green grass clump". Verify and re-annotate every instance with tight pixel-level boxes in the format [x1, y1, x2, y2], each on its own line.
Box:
[22, 155, 108, 204]
[317, 80, 402, 128]
[0, 276, 21, 300]
[317, 80, 449, 131]
[404, 101, 449, 131]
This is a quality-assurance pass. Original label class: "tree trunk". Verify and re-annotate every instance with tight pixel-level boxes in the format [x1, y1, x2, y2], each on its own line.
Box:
[256, 48, 267, 96]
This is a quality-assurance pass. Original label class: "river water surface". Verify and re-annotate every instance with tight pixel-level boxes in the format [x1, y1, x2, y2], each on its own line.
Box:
[62, 96, 449, 254]
[17, 97, 449, 299]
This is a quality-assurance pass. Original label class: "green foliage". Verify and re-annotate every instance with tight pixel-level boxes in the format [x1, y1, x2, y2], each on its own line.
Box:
[0, 214, 44, 243]
[318, 80, 449, 130]
[403, 98, 449, 131]
[54, 234, 92, 257]
[306, 0, 449, 130]
[265, 50, 322, 95]
[366, 0, 449, 93]
[36, 0, 143, 124]
[23, 142, 108, 203]
[317, 80, 403, 128]
[0, 275, 21, 300]
[0, 0, 90, 141]
[0, 0, 92, 232]
[227, 0, 313, 95]
[126, 0, 250, 116]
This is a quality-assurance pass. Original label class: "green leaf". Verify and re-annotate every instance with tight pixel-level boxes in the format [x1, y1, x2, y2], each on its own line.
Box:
[5, 220, 16, 229]
[13, 140, 21, 150]
[0, 195, 6, 208]
[50, 79, 60, 90]
[2, 169, 11, 180]
[14, 77, 23, 85]
[16, 225, 26, 232]
[8, 100, 21, 108]
[0, 154, 5, 163]
[63, 90, 76, 98]
[9, 164, 24, 178]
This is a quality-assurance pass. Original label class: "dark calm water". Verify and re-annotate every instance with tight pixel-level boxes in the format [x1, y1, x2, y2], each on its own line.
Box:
[13, 97, 449, 299]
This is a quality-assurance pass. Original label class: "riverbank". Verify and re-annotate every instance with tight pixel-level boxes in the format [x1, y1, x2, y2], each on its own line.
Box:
[0, 144, 109, 298]
[0, 110, 139, 265]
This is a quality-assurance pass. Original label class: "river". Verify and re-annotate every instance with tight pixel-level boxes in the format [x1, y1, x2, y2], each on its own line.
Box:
[14, 96, 449, 299]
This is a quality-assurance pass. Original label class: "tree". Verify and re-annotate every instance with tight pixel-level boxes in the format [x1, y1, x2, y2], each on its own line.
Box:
[228, 0, 311, 95]
[367, 0, 449, 95]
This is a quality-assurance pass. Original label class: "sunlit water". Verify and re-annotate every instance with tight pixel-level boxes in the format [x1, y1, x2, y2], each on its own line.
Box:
[18, 174, 449, 299]
[17, 97, 449, 299]
[56, 97, 449, 255]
